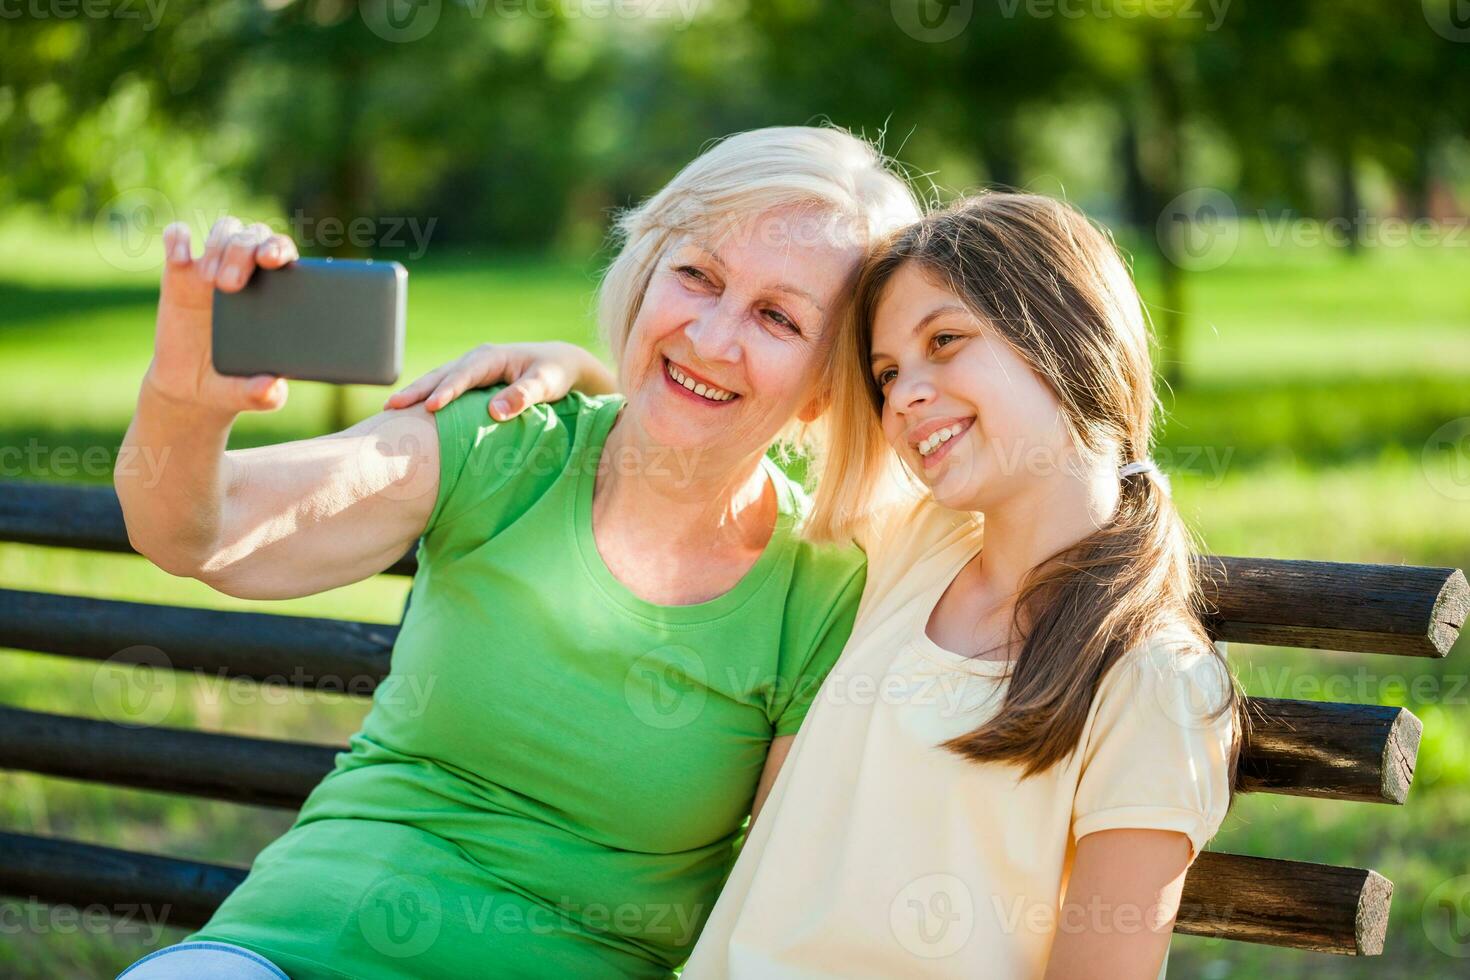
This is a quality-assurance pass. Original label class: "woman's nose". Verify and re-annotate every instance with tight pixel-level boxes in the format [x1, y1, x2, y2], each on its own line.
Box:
[685, 307, 742, 363]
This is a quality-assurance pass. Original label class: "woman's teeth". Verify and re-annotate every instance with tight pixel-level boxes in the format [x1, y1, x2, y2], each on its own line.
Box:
[666, 360, 735, 402]
[917, 423, 967, 457]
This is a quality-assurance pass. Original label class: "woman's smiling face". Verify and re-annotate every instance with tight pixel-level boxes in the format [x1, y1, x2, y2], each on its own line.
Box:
[619, 205, 864, 459]
[867, 261, 1074, 511]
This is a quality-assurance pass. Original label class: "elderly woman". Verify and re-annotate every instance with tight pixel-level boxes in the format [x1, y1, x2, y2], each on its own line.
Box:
[114, 127, 920, 979]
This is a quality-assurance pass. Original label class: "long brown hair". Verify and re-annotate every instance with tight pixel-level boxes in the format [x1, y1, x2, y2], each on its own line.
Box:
[812, 192, 1245, 784]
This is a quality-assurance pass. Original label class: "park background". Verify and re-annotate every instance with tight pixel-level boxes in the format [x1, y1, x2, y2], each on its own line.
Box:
[1, 0, 1468, 976]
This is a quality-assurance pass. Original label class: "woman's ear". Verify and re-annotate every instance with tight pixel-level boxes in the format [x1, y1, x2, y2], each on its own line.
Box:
[797, 390, 829, 424]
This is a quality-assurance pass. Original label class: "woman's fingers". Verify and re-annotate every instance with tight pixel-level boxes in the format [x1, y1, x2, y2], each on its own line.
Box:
[200, 216, 243, 283]
[257, 232, 299, 270]
[158, 222, 208, 308]
[423, 346, 507, 411]
[385, 344, 545, 415]
[384, 366, 452, 410]
[163, 222, 193, 267]
[425, 368, 478, 412]
[214, 223, 274, 293]
[490, 372, 554, 421]
[239, 375, 290, 413]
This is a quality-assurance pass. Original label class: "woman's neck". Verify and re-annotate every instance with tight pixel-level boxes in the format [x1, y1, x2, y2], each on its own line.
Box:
[596, 413, 776, 556]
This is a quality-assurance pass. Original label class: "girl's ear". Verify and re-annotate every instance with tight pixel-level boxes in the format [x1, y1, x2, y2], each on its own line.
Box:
[798, 390, 829, 424]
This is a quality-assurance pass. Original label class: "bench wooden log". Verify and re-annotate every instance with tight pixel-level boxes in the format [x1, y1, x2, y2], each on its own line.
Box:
[0, 694, 1425, 808]
[0, 706, 341, 809]
[1176, 851, 1391, 955]
[0, 830, 1390, 954]
[1198, 555, 1467, 658]
[0, 588, 394, 689]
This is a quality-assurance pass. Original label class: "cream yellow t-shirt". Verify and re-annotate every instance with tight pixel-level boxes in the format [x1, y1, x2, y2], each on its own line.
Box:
[683, 498, 1236, 980]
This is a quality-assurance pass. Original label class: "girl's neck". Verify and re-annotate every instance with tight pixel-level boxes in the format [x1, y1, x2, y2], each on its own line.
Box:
[937, 460, 1121, 659]
[975, 465, 1120, 602]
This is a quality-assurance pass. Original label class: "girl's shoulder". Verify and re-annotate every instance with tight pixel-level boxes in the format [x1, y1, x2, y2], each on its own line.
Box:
[859, 494, 982, 581]
[1095, 625, 1236, 727]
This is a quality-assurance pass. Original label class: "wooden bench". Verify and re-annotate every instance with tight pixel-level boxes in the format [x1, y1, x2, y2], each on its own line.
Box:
[0, 478, 1465, 957]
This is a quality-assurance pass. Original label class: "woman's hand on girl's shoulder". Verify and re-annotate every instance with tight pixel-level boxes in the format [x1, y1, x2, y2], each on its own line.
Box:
[384, 341, 615, 421]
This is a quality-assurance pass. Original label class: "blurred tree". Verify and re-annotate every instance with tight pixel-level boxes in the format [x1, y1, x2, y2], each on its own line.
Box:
[2, 0, 1466, 401]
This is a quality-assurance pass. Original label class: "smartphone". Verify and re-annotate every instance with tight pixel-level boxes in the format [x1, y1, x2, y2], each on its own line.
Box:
[211, 257, 407, 386]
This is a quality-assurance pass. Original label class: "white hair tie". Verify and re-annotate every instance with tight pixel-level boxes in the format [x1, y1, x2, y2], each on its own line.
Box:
[1119, 459, 1171, 496]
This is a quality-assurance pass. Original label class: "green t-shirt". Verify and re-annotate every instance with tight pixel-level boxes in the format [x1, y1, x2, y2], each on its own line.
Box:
[188, 387, 866, 979]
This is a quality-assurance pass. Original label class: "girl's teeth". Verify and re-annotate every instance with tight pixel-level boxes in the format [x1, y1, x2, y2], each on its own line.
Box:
[919, 423, 966, 457]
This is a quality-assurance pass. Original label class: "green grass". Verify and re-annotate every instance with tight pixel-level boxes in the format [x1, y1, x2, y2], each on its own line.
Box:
[1, 216, 1468, 977]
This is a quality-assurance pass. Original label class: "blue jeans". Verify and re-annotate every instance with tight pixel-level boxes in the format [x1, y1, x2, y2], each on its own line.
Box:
[118, 941, 289, 979]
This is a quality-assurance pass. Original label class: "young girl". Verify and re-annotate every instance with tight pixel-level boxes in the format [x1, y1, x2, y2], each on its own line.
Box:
[681, 192, 1245, 979]
[399, 192, 1244, 978]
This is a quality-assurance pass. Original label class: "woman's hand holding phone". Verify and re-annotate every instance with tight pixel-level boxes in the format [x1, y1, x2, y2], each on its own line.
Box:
[119, 214, 438, 599]
[148, 216, 301, 417]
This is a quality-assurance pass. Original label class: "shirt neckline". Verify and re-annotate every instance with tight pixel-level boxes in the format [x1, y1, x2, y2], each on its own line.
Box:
[908, 534, 1014, 677]
[570, 395, 797, 625]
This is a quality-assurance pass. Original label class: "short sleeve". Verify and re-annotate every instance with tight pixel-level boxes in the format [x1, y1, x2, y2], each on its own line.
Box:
[1071, 635, 1237, 861]
[424, 384, 582, 541]
[771, 557, 867, 736]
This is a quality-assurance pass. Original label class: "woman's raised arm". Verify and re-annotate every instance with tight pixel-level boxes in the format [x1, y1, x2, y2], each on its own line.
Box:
[115, 217, 440, 600]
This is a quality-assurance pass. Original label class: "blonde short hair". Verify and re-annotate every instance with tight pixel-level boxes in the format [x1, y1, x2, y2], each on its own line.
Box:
[595, 126, 922, 455]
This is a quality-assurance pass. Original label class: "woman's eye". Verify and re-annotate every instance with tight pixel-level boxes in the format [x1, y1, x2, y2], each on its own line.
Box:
[676, 265, 710, 284]
[764, 308, 800, 333]
[933, 332, 960, 350]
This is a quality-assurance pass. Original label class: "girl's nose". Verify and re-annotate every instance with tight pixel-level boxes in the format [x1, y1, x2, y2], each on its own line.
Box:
[891, 373, 936, 414]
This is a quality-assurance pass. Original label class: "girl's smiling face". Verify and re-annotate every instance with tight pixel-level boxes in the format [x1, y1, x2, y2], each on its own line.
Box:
[867, 261, 1076, 511]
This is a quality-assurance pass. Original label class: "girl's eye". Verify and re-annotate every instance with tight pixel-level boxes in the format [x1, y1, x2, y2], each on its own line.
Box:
[933, 332, 961, 350]
[875, 368, 897, 389]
